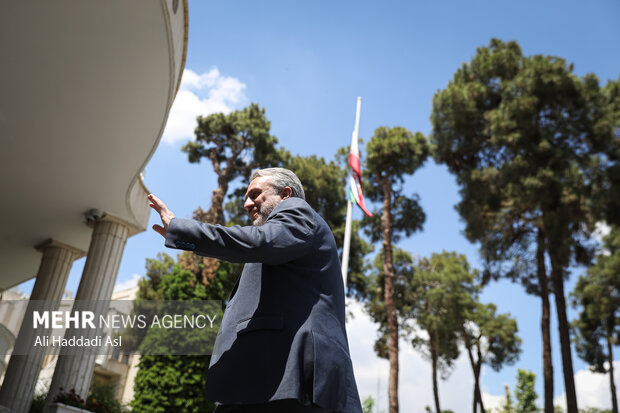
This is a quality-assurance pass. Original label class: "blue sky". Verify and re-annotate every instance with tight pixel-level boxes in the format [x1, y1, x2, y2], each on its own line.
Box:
[15, 0, 620, 410]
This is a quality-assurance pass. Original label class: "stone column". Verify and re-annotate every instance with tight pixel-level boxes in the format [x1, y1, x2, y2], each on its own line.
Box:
[44, 215, 131, 412]
[0, 240, 83, 413]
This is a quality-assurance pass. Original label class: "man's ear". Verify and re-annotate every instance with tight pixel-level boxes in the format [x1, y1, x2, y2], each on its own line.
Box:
[281, 187, 292, 200]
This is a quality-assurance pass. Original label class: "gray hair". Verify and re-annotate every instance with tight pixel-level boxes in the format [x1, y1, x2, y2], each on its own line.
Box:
[249, 168, 305, 200]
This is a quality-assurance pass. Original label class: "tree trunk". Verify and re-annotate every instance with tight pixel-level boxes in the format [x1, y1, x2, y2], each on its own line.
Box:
[537, 229, 554, 413]
[549, 253, 578, 413]
[476, 345, 486, 413]
[431, 333, 441, 413]
[465, 342, 478, 413]
[607, 328, 618, 413]
[381, 177, 399, 413]
[187, 178, 230, 285]
[465, 342, 485, 413]
[193, 179, 229, 225]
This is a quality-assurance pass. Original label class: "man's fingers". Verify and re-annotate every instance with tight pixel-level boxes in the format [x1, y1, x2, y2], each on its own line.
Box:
[148, 193, 165, 213]
[148, 193, 174, 238]
[152, 224, 166, 238]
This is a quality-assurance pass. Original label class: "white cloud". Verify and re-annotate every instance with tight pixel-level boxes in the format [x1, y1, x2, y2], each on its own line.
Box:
[162, 68, 248, 144]
[113, 273, 141, 292]
[593, 221, 613, 256]
[482, 392, 507, 412]
[554, 362, 620, 411]
[593, 221, 611, 241]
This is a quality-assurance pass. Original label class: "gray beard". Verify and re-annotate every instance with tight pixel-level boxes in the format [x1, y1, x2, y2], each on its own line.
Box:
[252, 197, 280, 226]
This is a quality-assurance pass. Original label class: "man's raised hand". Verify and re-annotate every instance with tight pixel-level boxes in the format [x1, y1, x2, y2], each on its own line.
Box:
[148, 193, 175, 238]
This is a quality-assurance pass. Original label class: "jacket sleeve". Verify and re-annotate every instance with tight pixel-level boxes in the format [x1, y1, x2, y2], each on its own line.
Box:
[164, 198, 317, 265]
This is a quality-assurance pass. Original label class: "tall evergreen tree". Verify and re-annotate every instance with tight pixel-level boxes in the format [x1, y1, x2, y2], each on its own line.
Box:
[364, 126, 429, 413]
[462, 302, 521, 413]
[410, 251, 477, 413]
[432, 38, 616, 413]
[571, 227, 620, 413]
[180, 103, 287, 284]
[598, 77, 620, 226]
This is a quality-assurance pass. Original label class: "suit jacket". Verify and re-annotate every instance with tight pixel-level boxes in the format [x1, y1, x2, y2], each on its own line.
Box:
[165, 197, 362, 413]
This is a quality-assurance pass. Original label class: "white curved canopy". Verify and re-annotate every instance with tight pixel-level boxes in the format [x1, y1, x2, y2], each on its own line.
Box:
[0, 0, 188, 289]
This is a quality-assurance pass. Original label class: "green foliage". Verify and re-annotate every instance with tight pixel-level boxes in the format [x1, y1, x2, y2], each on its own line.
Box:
[464, 301, 521, 413]
[431, 38, 614, 278]
[578, 408, 613, 413]
[130, 262, 218, 413]
[356, 125, 430, 413]
[431, 38, 618, 411]
[122, 253, 190, 351]
[364, 247, 416, 358]
[131, 355, 211, 413]
[29, 393, 45, 413]
[410, 252, 477, 377]
[362, 194, 425, 244]
[571, 226, 620, 413]
[365, 127, 429, 188]
[572, 226, 620, 372]
[138, 253, 175, 301]
[362, 395, 374, 413]
[599, 76, 620, 225]
[182, 103, 285, 180]
[287, 154, 346, 227]
[363, 126, 429, 241]
[183, 103, 288, 228]
[465, 302, 521, 371]
[122, 253, 176, 350]
[362, 395, 385, 413]
[515, 369, 539, 413]
[87, 381, 129, 413]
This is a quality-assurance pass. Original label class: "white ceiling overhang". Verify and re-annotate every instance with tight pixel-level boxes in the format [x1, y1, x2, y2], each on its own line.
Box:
[0, 0, 188, 289]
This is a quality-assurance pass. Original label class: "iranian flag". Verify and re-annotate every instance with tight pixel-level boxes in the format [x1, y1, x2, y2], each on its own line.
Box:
[348, 131, 373, 217]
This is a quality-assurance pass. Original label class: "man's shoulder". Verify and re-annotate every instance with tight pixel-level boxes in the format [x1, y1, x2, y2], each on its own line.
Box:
[268, 197, 330, 234]
[272, 197, 315, 216]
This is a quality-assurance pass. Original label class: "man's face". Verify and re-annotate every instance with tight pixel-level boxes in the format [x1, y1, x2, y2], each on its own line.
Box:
[244, 176, 284, 226]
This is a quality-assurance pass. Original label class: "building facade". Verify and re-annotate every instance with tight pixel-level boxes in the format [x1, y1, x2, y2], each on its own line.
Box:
[0, 1, 188, 412]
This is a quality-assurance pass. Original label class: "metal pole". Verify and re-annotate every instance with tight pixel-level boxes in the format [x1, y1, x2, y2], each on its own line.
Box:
[341, 198, 353, 286]
[341, 97, 362, 288]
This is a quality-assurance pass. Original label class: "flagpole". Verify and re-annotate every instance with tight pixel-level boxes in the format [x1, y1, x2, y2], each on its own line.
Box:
[341, 96, 362, 288]
[341, 200, 353, 286]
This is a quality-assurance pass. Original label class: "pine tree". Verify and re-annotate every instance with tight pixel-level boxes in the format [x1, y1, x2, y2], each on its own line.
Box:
[363, 126, 429, 413]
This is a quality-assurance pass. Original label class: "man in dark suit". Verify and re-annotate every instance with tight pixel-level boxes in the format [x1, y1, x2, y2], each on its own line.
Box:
[149, 168, 363, 413]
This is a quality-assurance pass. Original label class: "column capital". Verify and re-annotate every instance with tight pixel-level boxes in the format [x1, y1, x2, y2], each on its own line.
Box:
[85, 211, 142, 236]
[35, 239, 86, 259]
